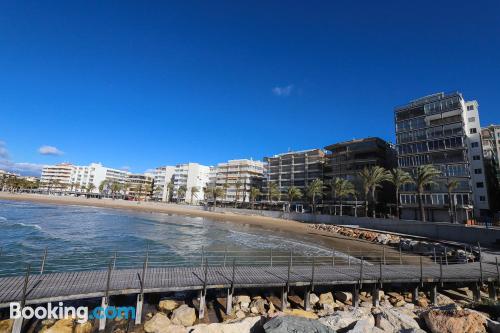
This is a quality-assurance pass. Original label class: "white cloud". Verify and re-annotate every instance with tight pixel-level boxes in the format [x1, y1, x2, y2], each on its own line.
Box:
[38, 145, 64, 156]
[272, 84, 294, 97]
[0, 141, 44, 176]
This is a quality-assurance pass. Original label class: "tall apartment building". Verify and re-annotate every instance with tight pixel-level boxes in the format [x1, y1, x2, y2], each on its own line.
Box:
[127, 173, 154, 200]
[70, 163, 129, 192]
[172, 163, 210, 204]
[395, 92, 489, 222]
[263, 149, 325, 205]
[213, 159, 264, 203]
[152, 166, 176, 202]
[41, 163, 75, 190]
[481, 124, 500, 212]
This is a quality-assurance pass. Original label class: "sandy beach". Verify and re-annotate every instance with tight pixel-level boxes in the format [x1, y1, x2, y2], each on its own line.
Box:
[0, 192, 414, 263]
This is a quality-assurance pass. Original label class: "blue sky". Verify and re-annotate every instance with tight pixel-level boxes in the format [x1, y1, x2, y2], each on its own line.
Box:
[1, 1, 499, 175]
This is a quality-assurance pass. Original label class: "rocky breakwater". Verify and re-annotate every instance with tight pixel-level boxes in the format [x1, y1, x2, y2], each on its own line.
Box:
[309, 224, 476, 262]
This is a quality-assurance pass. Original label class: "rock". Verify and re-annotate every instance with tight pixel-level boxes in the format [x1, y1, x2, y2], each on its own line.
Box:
[394, 300, 406, 307]
[319, 308, 372, 331]
[144, 313, 171, 333]
[171, 305, 196, 327]
[264, 316, 335, 333]
[376, 234, 390, 245]
[335, 291, 352, 303]
[188, 316, 264, 333]
[423, 308, 487, 333]
[159, 300, 180, 312]
[417, 298, 429, 308]
[437, 294, 455, 306]
[268, 302, 276, 315]
[42, 319, 92, 333]
[0, 320, 13, 333]
[486, 319, 500, 333]
[233, 295, 251, 304]
[360, 301, 372, 308]
[250, 298, 268, 315]
[347, 318, 375, 333]
[235, 310, 246, 319]
[163, 326, 186, 333]
[310, 293, 320, 305]
[320, 292, 335, 306]
[283, 309, 318, 319]
[375, 307, 420, 332]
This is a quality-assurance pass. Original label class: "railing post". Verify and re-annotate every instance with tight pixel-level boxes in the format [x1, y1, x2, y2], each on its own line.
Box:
[270, 249, 273, 267]
[433, 247, 436, 264]
[40, 248, 48, 274]
[199, 259, 208, 319]
[359, 257, 364, 289]
[290, 250, 293, 268]
[399, 245, 402, 265]
[412, 285, 419, 305]
[99, 261, 113, 331]
[223, 245, 227, 267]
[439, 257, 443, 287]
[383, 245, 386, 265]
[478, 242, 483, 285]
[332, 249, 335, 267]
[420, 256, 423, 287]
[135, 249, 149, 325]
[430, 284, 438, 305]
[470, 245, 475, 263]
[282, 255, 291, 310]
[379, 258, 383, 288]
[226, 259, 235, 315]
[13, 265, 30, 333]
[444, 247, 448, 266]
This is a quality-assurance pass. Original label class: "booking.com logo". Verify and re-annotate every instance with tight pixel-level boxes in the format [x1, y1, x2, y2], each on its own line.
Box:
[10, 302, 135, 323]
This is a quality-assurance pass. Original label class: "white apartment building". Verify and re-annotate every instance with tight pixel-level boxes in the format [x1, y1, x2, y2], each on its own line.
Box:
[127, 173, 154, 200]
[152, 166, 176, 202]
[41, 163, 75, 190]
[70, 163, 130, 193]
[172, 163, 210, 204]
[213, 159, 264, 203]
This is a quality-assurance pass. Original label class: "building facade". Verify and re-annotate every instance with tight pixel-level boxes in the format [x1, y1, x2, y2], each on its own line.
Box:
[395, 92, 489, 222]
[481, 124, 500, 213]
[152, 166, 176, 202]
[213, 159, 264, 203]
[172, 163, 211, 204]
[127, 173, 154, 200]
[263, 149, 325, 206]
[41, 163, 75, 190]
[70, 163, 129, 193]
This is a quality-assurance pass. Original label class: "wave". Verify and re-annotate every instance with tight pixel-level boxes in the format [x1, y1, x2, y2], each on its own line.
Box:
[0, 216, 6, 221]
[1, 220, 42, 231]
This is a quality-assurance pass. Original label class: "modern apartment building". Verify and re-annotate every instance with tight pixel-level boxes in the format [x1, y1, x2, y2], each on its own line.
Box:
[213, 159, 264, 203]
[152, 166, 176, 202]
[70, 163, 129, 192]
[481, 124, 500, 212]
[41, 163, 75, 190]
[395, 92, 489, 222]
[263, 149, 325, 206]
[127, 173, 154, 200]
[172, 163, 211, 204]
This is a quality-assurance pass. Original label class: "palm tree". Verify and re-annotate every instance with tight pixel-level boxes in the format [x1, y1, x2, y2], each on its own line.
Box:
[190, 186, 199, 205]
[250, 187, 261, 210]
[111, 182, 121, 199]
[99, 180, 108, 195]
[325, 178, 341, 214]
[234, 180, 242, 207]
[205, 185, 223, 207]
[267, 182, 280, 205]
[121, 183, 130, 198]
[306, 179, 324, 214]
[334, 178, 356, 216]
[388, 168, 414, 218]
[358, 166, 390, 218]
[222, 181, 229, 204]
[154, 185, 163, 201]
[287, 186, 302, 212]
[177, 185, 187, 203]
[444, 178, 459, 223]
[166, 181, 174, 203]
[414, 165, 441, 222]
[86, 183, 96, 195]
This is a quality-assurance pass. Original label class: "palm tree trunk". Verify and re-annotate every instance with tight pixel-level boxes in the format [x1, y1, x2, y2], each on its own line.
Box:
[418, 192, 426, 222]
[396, 188, 400, 219]
[371, 188, 376, 218]
[448, 190, 453, 223]
[339, 199, 343, 216]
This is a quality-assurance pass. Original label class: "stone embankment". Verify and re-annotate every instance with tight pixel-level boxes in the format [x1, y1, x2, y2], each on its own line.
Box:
[309, 224, 477, 262]
[2, 286, 499, 333]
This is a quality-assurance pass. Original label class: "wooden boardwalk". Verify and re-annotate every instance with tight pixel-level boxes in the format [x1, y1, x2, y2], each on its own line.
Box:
[0, 262, 498, 308]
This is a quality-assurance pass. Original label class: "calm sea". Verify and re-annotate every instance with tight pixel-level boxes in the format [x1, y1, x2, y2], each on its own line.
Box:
[0, 200, 337, 276]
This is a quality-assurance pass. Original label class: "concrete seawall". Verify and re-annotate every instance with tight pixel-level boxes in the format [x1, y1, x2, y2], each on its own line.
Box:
[210, 207, 499, 246]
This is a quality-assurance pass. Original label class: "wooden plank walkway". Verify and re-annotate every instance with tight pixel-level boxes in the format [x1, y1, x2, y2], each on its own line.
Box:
[0, 262, 497, 308]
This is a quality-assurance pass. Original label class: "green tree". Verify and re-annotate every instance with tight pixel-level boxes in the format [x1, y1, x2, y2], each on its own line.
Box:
[177, 185, 187, 203]
[110, 182, 121, 199]
[99, 180, 108, 194]
[267, 182, 280, 205]
[86, 183, 96, 194]
[444, 178, 459, 223]
[414, 165, 441, 222]
[250, 187, 261, 210]
[286, 186, 302, 212]
[358, 166, 390, 218]
[306, 179, 324, 214]
[234, 180, 242, 207]
[388, 168, 414, 218]
[334, 178, 356, 216]
[166, 181, 174, 203]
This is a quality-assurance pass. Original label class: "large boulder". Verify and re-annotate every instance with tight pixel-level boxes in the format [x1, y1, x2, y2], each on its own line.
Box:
[423, 308, 487, 333]
[347, 317, 375, 333]
[188, 316, 264, 333]
[171, 305, 196, 327]
[264, 316, 334, 333]
[163, 326, 186, 333]
[159, 300, 180, 312]
[144, 313, 172, 333]
[319, 308, 372, 331]
[335, 291, 352, 303]
[319, 292, 335, 306]
[374, 307, 421, 332]
[250, 298, 268, 315]
[310, 293, 320, 306]
[283, 309, 318, 319]
[41, 319, 92, 333]
[0, 320, 13, 333]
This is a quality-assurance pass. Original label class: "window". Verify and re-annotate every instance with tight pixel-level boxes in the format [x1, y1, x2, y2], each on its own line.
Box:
[480, 196, 486, 201]
[468, 117, 475, 122]
[476, 182, 484, 188]
[474, 168, 482, 174]
[473, 155, 481, 160]
[470, 128, 477, 134]
[471, 142, 479, 148]
[467, 105, 474, 111]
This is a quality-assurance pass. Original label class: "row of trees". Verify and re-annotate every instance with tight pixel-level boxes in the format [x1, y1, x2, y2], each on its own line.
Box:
[0, 176, 39, 192]
[255, 164, 453, 222]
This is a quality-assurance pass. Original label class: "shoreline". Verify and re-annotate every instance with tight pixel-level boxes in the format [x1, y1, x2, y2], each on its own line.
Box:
[0, 192, 411, 263]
